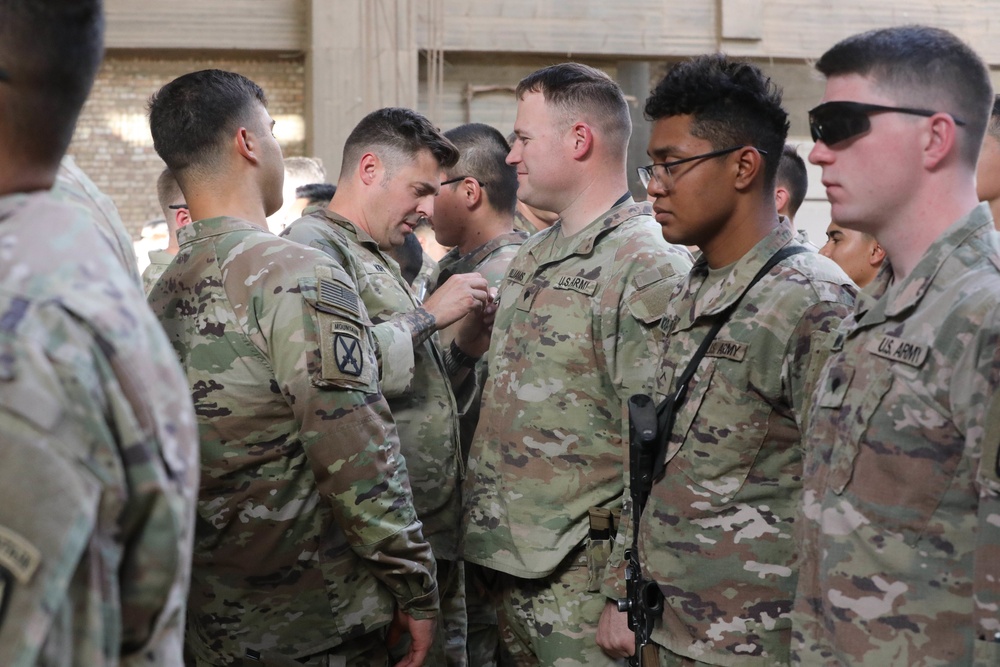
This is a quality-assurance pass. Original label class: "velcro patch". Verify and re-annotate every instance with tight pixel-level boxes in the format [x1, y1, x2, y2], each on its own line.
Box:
[554, 275, 598, 296]
[867, 335, 928, 367]
[706, 340, 748, 362]
[334, 333, 363, 377]
[318, 278, 361, 319]
[331, 321, 361, 338]
[0, 526, 40, 584]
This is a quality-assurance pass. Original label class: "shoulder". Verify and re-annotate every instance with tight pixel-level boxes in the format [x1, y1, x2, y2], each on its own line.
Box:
[775, 247, 857, 307]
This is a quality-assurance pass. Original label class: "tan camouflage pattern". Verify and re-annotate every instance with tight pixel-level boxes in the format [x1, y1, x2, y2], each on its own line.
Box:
[0, 192, 199, 666]
[283, 208, 464, 562]
[141, 249, 173, 296]
[634, 223, 856, 665]
[148, 216, 438, 665]
[53, 156, 141, 286]
[463, 199, 692, 584]
[411, 250, 440, 302]
[792, 203, 1000, 666]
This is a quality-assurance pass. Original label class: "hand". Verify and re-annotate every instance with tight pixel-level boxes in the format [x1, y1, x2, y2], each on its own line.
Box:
[596, 600, 635, 659]
[422, 273, 490, 329]
[453, 287, 498, 358]
[388, 607, 436, 667]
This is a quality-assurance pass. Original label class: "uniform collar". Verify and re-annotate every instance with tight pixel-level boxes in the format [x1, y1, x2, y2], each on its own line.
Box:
[177, 216, 262, 246]
[313, 208, 380, 250]
[673, 222, 794, 332]
[527, 198, 647, 265]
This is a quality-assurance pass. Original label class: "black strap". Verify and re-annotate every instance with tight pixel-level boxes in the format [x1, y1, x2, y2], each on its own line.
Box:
[651, 244, 809, 480]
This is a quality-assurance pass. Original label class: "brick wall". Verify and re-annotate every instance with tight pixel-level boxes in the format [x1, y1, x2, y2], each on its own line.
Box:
[68, 53, 306, 239]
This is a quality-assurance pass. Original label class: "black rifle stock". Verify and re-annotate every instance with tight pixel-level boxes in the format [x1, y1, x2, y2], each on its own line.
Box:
[617, 394, 664, 666]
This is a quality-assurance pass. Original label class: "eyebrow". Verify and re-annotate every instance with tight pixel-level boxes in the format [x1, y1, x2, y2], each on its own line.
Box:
[647, 144, 682, 160]
[415, 181, 438, 196]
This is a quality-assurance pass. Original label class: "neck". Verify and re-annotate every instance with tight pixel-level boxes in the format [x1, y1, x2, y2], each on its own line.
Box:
[457, 210, 515, 255]
[557, 169, 630, 236]
[327, 186, 367, 235]
[0, 162, 58, 196]
[187, 188, 268, 231]
[874, 175, 979, 281]
[700, 197, 779, 269]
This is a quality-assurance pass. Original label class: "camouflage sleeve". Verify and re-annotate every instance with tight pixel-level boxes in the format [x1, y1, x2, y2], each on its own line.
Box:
[372, 311, 432, 397]
[599, 247, 691, 600]
[269, 267, 439, 617]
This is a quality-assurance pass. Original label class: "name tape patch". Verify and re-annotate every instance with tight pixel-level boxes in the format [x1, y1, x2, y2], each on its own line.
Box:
[318, 279, 361, 319]
[554, 275, 598, 296]
[706, 340, 748, 362]
[507, 268, 527, 284]
[0, 526, 40, 584]
[867, 335, 928, 367]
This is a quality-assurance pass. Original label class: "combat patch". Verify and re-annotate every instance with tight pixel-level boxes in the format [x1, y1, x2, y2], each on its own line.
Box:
[333, 333, 363, 377]
[866, 335, 928, 367]
[317, 278, 361, 319]
[553, 275, 598, 296]
[705, 340, 748, 362]
[0, 526, 40, 584]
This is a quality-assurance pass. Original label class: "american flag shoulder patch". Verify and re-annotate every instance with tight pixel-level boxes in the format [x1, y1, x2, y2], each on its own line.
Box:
[317, 278, 361, 318]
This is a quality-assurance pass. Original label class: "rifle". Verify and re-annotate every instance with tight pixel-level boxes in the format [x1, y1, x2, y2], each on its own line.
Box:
[617, 394, 664, 666]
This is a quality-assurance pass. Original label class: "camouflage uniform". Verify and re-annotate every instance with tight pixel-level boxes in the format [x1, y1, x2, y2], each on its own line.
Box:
[0, 192, 199, 666]
[513, 210, 540, 236]
[462, 199, 692, 664]
[147, 216, 439, 666]
[282, 209, 467, 666]
[412, 249, 440, 302]
[141, 248, 174, 295]
[792, 203, 1000, 667]
[436, 230, 529, 667]
[53, 155, 141, 286]
[631, 224, 855, 666]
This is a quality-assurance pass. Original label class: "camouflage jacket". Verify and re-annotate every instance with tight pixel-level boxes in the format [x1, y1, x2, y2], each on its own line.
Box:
[53, 156, 141, 286]
[462, 199, 693, 578]
[435, 230, 530, 462]
[792, 203, 1000, 667]
[148, 217, 438, 664]
[0, 192, 199, 666]
[283, 209, 465, 560]
[634, 223, 855, 665]
[141, 249, 173, 296]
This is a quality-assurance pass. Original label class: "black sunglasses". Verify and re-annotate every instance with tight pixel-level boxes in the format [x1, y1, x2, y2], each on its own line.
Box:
[809, 101, 967, 147]
[441, 175, 487, 187]
[168, 204, 188, 210]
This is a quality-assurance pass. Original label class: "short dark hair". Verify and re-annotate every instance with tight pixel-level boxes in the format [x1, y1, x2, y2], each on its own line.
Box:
[815, 25, 992, 166]
[516, 63, 632, 154]
[0, 0, 104, 169]
[156, 167, 184, 222]
[340, 107, 458, 180]
[645, 55, 788, 189]
[295, 182, 336, 207]
[147, 69, 268, 176]
[777, 144, 808, 217]
[443, 123, 518, 217]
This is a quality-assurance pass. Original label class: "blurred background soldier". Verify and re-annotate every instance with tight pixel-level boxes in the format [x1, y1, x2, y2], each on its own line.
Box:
[818, 220, 885, 288]
[141, 167, 190, 294]
[147, 70, 439, 667]
[976, 94, 1000, 228]
[0, 1, 199, 665]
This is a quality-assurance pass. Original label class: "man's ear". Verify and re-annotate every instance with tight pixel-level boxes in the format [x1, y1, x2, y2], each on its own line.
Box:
[358, 152, 380, 186]
[870, 241, 886, 267]
[235, 127, 256, 163]
[734, 146, 765, 191]
[464, 178, 485, 210]
[923, 113, 961, 170]
[568, 122, 594, 160]
[774, 186, 790, 214]
[175, 208, 192, 228]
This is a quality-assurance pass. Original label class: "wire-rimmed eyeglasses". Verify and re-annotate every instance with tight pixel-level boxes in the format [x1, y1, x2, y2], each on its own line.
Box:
[637, 145, 767, 190]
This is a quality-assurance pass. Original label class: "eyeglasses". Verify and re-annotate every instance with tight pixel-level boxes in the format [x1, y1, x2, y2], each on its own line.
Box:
[808, 101, 967, 147]
[637, 146, 764, 190]
[440, 175, 487, 187]
[168, 204, 188, 210]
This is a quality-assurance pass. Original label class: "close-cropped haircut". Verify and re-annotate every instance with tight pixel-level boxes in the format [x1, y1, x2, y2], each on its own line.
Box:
[0, 0, 104, 168]
[777, 144, 808, 217]
[443, 123, 518, 216]
[516, 63, 632, 154]
[815, 25, 993, 167]
[155, 167, 184, 221]
[147, 69, 267, 176]
[645, 54, 789, 188]
[340, 107, 458, 180]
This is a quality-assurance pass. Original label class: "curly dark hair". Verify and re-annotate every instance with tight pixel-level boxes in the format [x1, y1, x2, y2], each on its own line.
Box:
[340, 107, 458, 180]
[645, 54, 788, 188]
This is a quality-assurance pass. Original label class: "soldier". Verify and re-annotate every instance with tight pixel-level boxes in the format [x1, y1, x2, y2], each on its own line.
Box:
[431, 122, 528, 666]
[599, 54, 855, 666]
[775, 144, 818, 250]
[817, 221, 885, 289]
[141, 168, 190, 295]
[462, 63, 693, 665]
[0, 1, 199, 665]
[146, 70, 439, 667]
[281, 107, 487, 667]
[976, 95, 1000, 228]
[793, 25, 1000, 665]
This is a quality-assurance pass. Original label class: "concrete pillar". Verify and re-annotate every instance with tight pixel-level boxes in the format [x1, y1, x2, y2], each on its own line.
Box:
[307, 0, 419, 179]
[617, 61, 652, 202]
